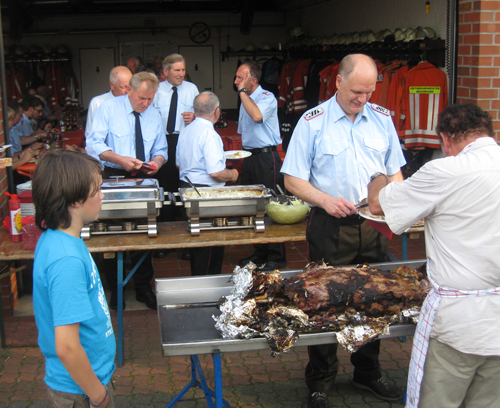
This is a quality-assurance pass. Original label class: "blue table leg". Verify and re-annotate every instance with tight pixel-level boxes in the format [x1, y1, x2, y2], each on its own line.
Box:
[166, 354, 232, 408]
[213, 353, 223, 408]
[116, 250, 150, 367]
[402, 233, 408, 260]
[117, 251, 124, 367]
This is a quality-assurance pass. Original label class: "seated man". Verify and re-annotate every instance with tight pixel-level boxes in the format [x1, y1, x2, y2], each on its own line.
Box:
[176, 92, 238, 275]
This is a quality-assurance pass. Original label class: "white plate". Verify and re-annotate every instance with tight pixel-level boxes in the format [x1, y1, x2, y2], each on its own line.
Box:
[359, 206, 386, 223]
[0, 145, 12, 152]
[225, 150, 252, 160]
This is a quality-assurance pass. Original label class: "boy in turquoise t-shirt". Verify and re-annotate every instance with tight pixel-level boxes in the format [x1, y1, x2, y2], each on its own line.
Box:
[32, 150, 115, 408]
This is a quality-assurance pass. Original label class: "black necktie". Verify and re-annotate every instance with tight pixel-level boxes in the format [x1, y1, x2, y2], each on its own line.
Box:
[133, 111, 145, 162]
[166, 86, 178, 135]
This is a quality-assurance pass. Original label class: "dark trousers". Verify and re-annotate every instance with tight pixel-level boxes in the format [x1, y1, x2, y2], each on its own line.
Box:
[158, 134, 180, 221]
[304, 208, 389, 394]
[241, 150, 286, 263]
[101, 167, 155, 294]
[179, 180, 225, 276]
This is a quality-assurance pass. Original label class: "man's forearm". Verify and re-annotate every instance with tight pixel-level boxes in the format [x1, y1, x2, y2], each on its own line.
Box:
[239, 93, 262, 122]
[367, 175, 389, 215]
[210, 168, 238, 183]
[284, 174, 330, 208]
[99, 150, 122, 166]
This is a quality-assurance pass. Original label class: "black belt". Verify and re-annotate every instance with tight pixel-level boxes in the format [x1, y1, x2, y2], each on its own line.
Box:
[243, 146, 277, 155]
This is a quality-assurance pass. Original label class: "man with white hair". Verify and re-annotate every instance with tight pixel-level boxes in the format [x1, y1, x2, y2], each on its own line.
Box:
[87, 72, 167, 311]
[176, 91, 238, 275]
[153, 53, 199, 223]
[85, 66, 132, 141]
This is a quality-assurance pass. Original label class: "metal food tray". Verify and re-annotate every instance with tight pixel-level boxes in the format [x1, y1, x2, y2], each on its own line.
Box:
[81, 177, 166, 239]
[175, 184, 272, 235]
[156, 260, 424, 357]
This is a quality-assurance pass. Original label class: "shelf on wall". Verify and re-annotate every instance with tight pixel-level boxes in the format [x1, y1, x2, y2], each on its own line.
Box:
[221, 50, 287, 62]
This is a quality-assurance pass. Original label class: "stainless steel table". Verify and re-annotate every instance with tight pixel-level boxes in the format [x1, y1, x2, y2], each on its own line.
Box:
[156, 260, 425, 408]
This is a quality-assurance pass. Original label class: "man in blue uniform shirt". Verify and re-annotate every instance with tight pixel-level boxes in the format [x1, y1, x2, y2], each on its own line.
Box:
[153, 53, 199, 226]
[85, 66, 132, 165]
[235, 61, 287, 272]
[282, 54, 406, 408]
[176, 91, 239, 275]
[87, 71, 167, 311]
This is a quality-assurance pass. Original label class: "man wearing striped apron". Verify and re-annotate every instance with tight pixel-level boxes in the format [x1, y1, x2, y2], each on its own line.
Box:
[368, 103, 500, 408]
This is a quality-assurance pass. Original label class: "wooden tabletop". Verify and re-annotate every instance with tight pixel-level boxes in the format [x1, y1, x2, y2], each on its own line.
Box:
[0, 220, 307, 261]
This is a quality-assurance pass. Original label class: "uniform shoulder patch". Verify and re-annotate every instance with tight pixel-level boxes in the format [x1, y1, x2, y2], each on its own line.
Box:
[371, 104, 390, 116]
[304, 107, 324, 121]
[262, 91, 272, 96]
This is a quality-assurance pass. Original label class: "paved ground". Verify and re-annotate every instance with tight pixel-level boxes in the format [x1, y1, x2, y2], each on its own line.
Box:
[0, 309, 413, 408]
[2, 237, 425, 407]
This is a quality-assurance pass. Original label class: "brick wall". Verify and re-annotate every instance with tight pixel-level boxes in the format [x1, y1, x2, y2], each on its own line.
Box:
[0, 91, 7, 217]
[457, 0, 500, 140]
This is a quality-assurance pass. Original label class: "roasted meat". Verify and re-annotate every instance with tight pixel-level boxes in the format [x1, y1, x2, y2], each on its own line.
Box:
[281, 262, 428, 318]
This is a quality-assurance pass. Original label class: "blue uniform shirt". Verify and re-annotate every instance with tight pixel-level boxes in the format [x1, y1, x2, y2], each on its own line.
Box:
[87, 94, 168, 169]
[33, 229, 115, 394]
[281, 94, 406, 204]
[18, 113, 34, 136]
[9, 124, 22, 153]
[153, 80, 199, 134]
[176, 117, 226, 187]
[237, 85, 281, 149]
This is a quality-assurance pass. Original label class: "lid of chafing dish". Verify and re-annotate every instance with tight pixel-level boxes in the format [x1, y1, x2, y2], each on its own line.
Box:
[101, 178, 161, 201]
[101, 178, 159, 188]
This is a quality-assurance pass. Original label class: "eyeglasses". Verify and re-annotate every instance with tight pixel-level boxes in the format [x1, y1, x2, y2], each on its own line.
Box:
[35, 108, 43, 113]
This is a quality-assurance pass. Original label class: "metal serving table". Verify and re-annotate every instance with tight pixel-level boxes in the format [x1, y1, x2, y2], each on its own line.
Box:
[156, 260, 425, 408]
[0, 220, 307, 366]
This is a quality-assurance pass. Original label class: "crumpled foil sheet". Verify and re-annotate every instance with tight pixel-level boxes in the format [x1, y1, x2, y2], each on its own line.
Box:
[213, 263, 260, 339]
[337, 324, 390, 353]
[402, 307, 422, 324]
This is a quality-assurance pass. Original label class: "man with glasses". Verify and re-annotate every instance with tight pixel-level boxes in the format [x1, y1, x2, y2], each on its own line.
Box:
[17, 96, 49, 147]
[176, 92, 238, 275]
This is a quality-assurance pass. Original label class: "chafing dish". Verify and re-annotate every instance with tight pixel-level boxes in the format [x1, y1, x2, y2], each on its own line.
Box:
[81, 177, 165, 240]
[174, 184, 272, 235]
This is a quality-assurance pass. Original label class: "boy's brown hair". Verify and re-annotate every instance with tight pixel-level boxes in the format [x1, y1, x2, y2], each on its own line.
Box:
[32, 150, 102, 231]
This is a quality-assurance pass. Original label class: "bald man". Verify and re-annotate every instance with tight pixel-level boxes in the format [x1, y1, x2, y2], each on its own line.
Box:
[85, 66, 133, 158]
[282, 54, 406, 408]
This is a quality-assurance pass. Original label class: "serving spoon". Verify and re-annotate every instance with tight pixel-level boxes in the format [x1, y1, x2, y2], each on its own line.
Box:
[185, 176, 202, 197]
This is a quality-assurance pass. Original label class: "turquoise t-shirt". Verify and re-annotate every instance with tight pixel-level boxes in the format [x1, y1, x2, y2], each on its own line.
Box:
[33, 229, 115, 394]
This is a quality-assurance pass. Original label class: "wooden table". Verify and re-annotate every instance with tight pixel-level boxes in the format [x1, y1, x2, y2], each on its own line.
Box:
[0, 220, 307, 364]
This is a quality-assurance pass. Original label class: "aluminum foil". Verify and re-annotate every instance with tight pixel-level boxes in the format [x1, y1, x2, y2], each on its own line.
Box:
[213, 263, 260, 339]
[337, 323, 391, 353]
[402, 307, 422, 324]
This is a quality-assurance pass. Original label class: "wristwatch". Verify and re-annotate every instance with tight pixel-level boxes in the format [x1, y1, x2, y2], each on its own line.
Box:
[370, 172, 388, 182]
[34, 134, 39, 140]
[238, 88, 247, 95]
